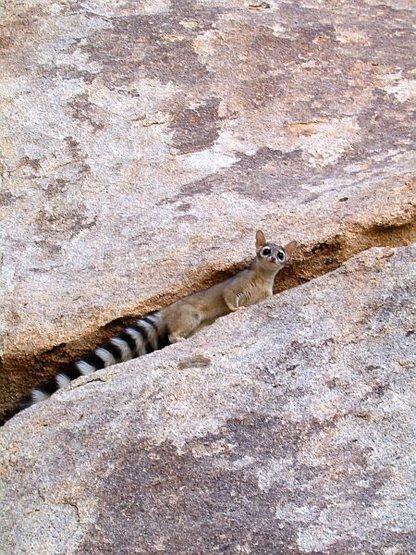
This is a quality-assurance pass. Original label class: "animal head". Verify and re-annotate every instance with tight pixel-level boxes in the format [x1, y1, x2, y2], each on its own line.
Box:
[255, 230, 297, 271]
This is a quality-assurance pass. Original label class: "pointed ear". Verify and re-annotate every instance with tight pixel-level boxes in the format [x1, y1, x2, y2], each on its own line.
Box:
[284, 240, 298, 259]
[256, 230, 266, 250]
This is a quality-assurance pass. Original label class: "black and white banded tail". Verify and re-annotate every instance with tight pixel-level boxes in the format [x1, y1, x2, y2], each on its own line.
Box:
[13, 312, 169, 416]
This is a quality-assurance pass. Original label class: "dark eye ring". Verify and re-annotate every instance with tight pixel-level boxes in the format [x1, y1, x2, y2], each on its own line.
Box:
[262, 247, 271, 256]
[277, 251, 285, 261]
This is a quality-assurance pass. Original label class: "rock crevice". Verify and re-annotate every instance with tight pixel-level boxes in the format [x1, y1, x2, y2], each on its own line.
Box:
[2, 193, 415, 421]
[1, 244, 415, 553]
[1, 0, 416, 419]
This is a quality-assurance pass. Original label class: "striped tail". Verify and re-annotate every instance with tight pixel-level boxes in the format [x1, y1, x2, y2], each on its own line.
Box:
[12, 312, 169, 416]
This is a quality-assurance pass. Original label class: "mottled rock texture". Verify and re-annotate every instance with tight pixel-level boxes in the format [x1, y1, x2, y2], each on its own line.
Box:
[1, 0, 416, 416]
[1, 245, 415, 554]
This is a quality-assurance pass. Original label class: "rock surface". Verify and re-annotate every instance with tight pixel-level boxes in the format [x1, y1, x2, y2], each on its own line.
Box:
[0, 245, 415, 554]
[1, 0, 416, 416]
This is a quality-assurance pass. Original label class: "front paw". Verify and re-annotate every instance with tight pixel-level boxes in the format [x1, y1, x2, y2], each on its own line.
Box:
[230, 305, 245, 312]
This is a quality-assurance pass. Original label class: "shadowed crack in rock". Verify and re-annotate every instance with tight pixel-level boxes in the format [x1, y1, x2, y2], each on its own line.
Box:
[1, 0, 416, 423]
[1, 243, 415, 554]
[1, 205, 415, 423]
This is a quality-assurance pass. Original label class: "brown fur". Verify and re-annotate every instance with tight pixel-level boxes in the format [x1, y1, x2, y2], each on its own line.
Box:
[162, 231, 297, 342]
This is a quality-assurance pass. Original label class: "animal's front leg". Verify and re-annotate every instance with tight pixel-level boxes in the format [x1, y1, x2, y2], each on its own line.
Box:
[224, 290, 247, 312]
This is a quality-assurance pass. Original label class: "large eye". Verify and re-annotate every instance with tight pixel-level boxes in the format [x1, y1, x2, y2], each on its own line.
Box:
[277, 251, 285, 261]
[262, 247, 271, 256]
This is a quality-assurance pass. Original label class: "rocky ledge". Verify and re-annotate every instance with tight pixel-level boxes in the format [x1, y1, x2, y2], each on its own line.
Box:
[0, 245, 415, 554]
[1, 0, 415, 418]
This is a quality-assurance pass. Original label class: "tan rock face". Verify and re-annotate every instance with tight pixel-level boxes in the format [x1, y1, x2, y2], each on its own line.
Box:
[0, 4, 415, 413]
[1, 245, 415, 553]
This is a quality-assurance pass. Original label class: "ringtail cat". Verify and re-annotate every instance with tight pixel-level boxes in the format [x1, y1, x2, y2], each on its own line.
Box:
[12, 231, 297, 416]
